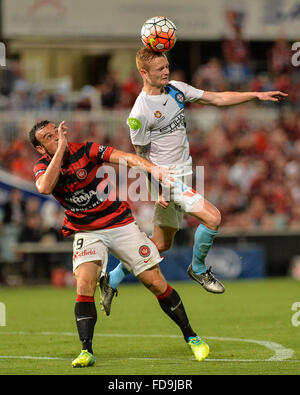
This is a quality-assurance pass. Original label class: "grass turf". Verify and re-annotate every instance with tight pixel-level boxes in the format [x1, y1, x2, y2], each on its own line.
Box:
[0, 277, 299, 375]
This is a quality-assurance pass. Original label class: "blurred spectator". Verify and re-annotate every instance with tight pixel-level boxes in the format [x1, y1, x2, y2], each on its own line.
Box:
[2, 188, 26, 225]
[193, 58, 227, 91]
[96, 72, 121, 108]
[40, 200, 64, 238]
[18, 210, 65, 280]
[76, 85, 100, 111]
[0, 60, 22, 96]
[51, 89, 71, 111]
[8, 80, 32, 111]
[25, 196, 41, 217]
[268, 37, 292, 77]
[10, 148, 36, 181]
[222, 9, 252, 89]
[169, 69, 187, 83]
[18, 213, 43, 280]
[0, 37, 298, 240]
[120, 73, 143, 108]
[0, 189, 25, 281]
[228, 155, 257, 193]
[29, 85, 52, 111]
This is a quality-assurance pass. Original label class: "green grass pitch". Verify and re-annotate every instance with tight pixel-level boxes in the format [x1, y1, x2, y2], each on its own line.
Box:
[0, 277, 299, 375]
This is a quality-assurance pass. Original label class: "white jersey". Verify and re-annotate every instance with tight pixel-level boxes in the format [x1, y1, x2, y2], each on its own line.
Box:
[127, 80, 204, 169]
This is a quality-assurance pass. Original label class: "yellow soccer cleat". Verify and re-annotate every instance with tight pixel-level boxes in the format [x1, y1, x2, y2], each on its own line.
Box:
[72, 350, 95, 368]
[188, 336, 210, 362]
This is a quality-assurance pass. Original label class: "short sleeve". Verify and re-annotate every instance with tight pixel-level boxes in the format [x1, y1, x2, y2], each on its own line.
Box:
[34, 157, 49, 181]
[85, 142, 114, 164]
[127, 113, 151, 146]
[169, 80, 204, 103]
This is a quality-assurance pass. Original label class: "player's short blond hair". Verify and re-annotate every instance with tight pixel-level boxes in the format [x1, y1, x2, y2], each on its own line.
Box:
[136, 47, 167, 72]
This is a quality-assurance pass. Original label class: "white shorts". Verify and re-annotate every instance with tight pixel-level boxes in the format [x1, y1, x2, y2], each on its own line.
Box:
[149, 159, 203, 229]
[72, 221, 163, 276]
[153, 201, 185, 230]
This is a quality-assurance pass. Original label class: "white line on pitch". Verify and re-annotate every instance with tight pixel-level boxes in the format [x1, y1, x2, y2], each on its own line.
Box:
[0, 355, 299, 363]
[0, 331, 294, 362]
[0, 355, 69, 361]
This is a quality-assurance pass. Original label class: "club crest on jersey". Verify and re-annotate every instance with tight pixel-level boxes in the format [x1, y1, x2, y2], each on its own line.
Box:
[154, 110, 162, 119]
[139, 245, 150, 258]
[175, 93, 184, 104]
[76, 168, 87, 180]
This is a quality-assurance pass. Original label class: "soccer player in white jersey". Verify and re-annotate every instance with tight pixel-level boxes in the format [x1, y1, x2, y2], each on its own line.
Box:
[100, 47, 287, 314]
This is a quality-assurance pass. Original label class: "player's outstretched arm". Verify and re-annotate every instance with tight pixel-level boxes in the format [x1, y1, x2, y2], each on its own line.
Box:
[199, 90, 288, 107]
[133, 144, 150, 160]
[36, 121, 68, 194]
[108, 148, 173, 184]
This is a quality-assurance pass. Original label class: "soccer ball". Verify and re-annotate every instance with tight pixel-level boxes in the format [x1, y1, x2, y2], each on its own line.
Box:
[141, 16, 177, 53]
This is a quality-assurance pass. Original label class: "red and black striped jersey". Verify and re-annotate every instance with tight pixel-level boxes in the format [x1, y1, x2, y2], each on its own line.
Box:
[34, 142, 134, 237]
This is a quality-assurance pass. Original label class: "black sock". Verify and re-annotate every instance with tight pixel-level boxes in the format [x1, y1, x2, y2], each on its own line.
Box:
[157, 285, 197, 342]
[75, 296, 97, 354]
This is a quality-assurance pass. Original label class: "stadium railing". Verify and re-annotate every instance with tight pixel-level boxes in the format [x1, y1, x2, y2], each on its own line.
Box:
[15, 227, 300, 280]
[0, 106, 284, 144]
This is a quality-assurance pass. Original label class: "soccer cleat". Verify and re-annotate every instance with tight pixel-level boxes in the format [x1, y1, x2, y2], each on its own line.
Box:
[188, 336, 210, 362]
[72, 350, 95, 368]
[187, 265, 225, 294]
[98, 273, 118, 316]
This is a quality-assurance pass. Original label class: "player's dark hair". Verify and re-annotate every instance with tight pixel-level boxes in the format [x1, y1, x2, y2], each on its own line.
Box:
[29, 120, 51, 147]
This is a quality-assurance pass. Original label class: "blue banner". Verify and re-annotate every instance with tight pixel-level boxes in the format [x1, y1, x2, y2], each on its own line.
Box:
[0, 169, 56, 208]
[107, 245, 266, 283]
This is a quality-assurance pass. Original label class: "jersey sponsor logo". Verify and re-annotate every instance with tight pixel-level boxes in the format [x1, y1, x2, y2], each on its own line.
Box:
[66, 189, 97, 207]
[154, 110, 162, 119]
[73, 248, 96, 262]
[76, 168, 88, 180]
[128, 117, 142, 131]
[139, 245, 151, 258]
[159, 111, 185, 135]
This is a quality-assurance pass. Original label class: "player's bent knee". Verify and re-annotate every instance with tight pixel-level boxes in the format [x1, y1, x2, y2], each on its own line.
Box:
[76, 277, 96, 296]
[147, 280, 168, 296]
[138, 266, 167, 295]
[211, 208, 222, 229]
[76, 280, 96, 297]
[195, 205, 222, 230]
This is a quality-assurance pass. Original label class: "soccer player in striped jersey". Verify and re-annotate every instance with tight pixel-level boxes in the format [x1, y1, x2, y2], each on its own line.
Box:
[29, 119, 210, 366]
[104, 47, 288, 305]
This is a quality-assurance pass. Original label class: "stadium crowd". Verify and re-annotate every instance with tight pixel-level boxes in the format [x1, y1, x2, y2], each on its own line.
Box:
[0, 34, 299, 283]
